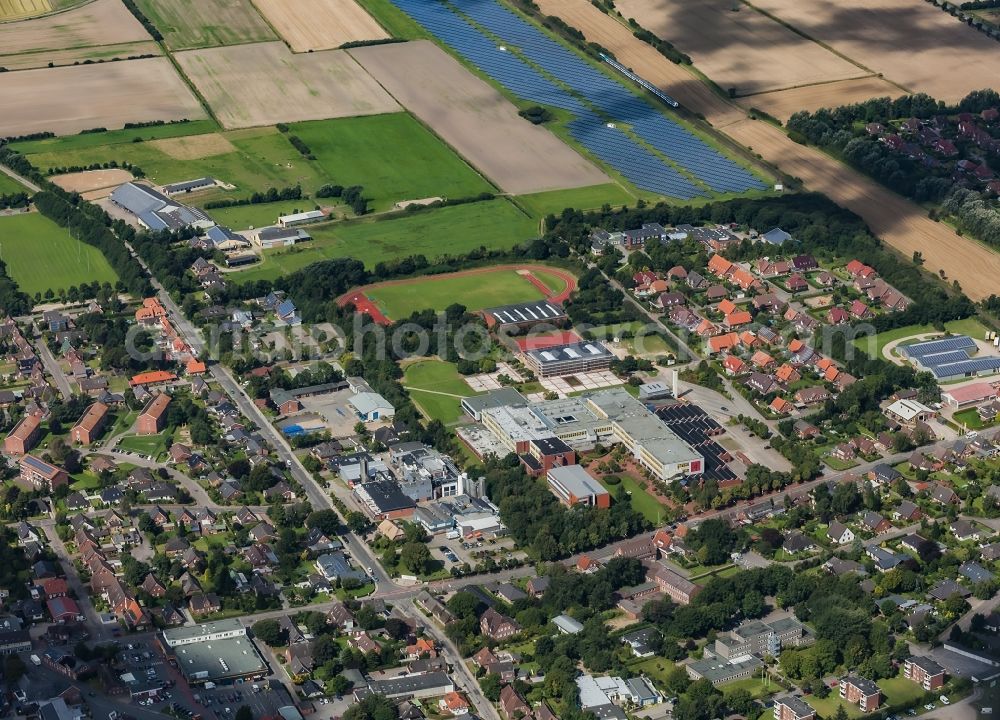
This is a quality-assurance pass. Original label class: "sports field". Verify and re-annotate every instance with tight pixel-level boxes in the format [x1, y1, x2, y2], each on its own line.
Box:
[368, 268, 548, 318]
[22, 127, 328, 199]
[289, 114, 494, 211]
[0, 213, 118, 295]
[134, 0, 276, 50]
[402, 359, 479, 424]
[231, 199, 537, 281]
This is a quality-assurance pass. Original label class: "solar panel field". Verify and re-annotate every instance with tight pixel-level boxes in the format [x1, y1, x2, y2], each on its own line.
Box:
[387, 0, 766, 200]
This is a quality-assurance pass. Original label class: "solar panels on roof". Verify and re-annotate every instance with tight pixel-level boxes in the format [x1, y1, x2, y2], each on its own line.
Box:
[484, 301, 567, 326]
[903, 335, 977, 358]
[929, 357, 1000, 378]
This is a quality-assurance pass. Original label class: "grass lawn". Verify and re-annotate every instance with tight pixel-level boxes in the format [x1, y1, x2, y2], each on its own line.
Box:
[289, 114, 495, 211]
[601, 475, 666, 524]
[514, 183, 636, 218]
[117, 433, 169, 458]
[824, 455, 859, 471]
[354, 0, 432, 39]
[954, 407, 997, 431]
[720, 676, 781, 699]
[22, 126, 328, 200]
[629, 657, 677, 687]
[807, 693, 865, 719]
[134, 0, 276, 50]
[853, 316, 993, 358]
[232, 199, 536, 281]
[0, 173, 28, 194]
[70, 473, 102, 492]
[368, 269, 546, 319]
[878, 675, 929, 707]
[0, 213, 117, 295]
[531, 268, 571, 296]
[403, 359, 479, 424]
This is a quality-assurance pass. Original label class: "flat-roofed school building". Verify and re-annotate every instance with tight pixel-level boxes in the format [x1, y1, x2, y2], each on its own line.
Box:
[523, 341, 613, 378]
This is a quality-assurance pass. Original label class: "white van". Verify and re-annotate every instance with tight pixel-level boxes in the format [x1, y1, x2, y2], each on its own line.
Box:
[445, 530, 460, 540]
[29, 654, 40, 666]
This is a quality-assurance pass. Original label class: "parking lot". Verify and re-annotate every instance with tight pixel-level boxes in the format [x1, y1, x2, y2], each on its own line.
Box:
[197, 683, 290, 719]
[431, 535, 526, 568]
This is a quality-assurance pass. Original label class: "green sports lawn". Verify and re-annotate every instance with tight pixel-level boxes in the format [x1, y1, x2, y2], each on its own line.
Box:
[20, 127, 327, 201]
[368, 269, 546, 319]
[231, 199, 537, 281]
[288, 114, 495, 211]
[402, 359, 480, 424]
[0, 213, 117, 295]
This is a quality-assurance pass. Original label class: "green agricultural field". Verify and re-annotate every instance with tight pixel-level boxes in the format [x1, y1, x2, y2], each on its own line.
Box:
[289, 114, 494, 211]
[134, 0, 276, 50]
[10, 120, 220, 154]
[515, 183, 636, 218]
[368, 269, 546, 319]
[208, 200, 343, 231]
[232, 199, 536, 281]
[853, 316, 992, 359]
[402, 359, 479, 424]
[21, 127, 327, 201]
[353, 0, 430, 39]
[0, 173, 28, 195]
[0, 213, 117, 295]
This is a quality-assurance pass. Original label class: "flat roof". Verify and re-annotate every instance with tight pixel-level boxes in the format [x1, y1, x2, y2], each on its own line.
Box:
[171, 633, 266, 682]
[461, 388, 527, 415]
[547, 465, 606, 499]
[526, 340, 613, 365]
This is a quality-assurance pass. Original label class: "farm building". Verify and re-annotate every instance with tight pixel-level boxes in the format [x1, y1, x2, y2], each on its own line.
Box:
[204, 226, 251, 251]
[162, 177, 218, 195]
[278, 210, 325, 227]
[942, 382, 999, 408]
[256, 227, 311, 249]
[110, 182, 213, 231]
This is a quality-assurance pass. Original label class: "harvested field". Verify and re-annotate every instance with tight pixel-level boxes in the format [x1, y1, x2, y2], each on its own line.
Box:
[0, 41, 160, 71]
[613, 0, 863, 96]
[0, 58, 206, 138]
[152, 133, 237, 160]
[0, 0, 149, 55]
[174, 42, 398, 129]
[534, 0, 1000, 300]
[251, 0, 387, 51]
[135, 0, 275, 50]
[726, 117, 1000, 300]
[51, 168, 134, 196]
[350, 40, 608, 194]
[750, 0, 1000, 103]
[0, 0, 49, 20]
[737, 76, 903, 123]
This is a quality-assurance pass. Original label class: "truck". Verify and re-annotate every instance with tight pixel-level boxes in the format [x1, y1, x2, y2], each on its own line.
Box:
[29, 654, 40, 666]
[445, 530, 460, 540]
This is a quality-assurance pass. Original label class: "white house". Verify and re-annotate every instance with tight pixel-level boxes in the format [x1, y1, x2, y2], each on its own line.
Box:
[827, 521, 855, 545]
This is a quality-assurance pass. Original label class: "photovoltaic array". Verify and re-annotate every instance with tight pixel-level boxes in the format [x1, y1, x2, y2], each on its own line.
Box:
[388, 0, 767, 199]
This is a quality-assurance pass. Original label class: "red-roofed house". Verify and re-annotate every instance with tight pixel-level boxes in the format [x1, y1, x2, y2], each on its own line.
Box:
[723, 356, 747, 376]
[724, 311, 752, 328]
[708, 333, 740, 354]
[4, 414, 41, 456]
[708, 254, 734, 277]
[71, 402, 109, 445]
[770, 397, 793, 415]
[750, 351, 775, 370]
[827, 307, 850, 325]
[137, 393, 171, 435]
[850, 300, 872, 320]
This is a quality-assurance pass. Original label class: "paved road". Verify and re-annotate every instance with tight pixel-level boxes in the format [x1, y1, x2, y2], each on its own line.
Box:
[126, 241, 397, 592]
[39, 523, 111, 642]
[33, 330, 73, 399]
[0, 165, 41, 193]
